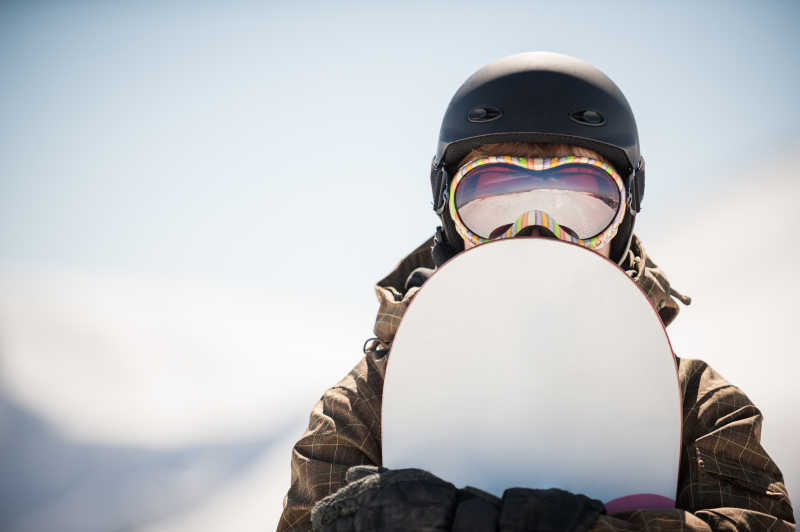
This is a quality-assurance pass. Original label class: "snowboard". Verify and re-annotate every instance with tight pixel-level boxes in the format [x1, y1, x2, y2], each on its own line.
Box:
[381, 238, 681, 513]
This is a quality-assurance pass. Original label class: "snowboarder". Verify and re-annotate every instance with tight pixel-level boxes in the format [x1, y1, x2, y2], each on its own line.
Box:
[278, 52, 795, 531]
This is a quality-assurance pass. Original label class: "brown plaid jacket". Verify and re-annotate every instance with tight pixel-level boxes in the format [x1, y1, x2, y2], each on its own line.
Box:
[278, 236, 795, 531]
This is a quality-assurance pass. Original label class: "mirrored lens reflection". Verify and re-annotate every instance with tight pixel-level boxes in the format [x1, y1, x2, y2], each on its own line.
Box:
[455, 164, 620, 239]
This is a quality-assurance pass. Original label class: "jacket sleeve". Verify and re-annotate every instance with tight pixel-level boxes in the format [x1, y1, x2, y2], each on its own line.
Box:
[277, 351, 386, 532]
[590, 358, 795, 531]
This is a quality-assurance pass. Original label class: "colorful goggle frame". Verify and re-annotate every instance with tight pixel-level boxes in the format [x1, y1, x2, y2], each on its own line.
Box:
[448, 155, 627, 250]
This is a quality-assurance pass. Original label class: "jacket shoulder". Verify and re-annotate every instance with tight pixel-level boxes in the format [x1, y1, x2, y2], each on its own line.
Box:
[677, 357, 760, 434]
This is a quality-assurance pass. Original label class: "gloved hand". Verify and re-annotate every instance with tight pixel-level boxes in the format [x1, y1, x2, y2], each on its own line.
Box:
[310, 465, 604, 532]
[310, 465, 500, 532]
[498, 487, 605, 532]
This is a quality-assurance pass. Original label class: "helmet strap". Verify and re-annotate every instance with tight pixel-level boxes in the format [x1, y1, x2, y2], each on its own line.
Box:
[440, 202, 466, 254]
[431, 162, 466, 254]
[431, 162, 450, 215]
[432, 226, 458, 267]
[611, 209, 636, 265]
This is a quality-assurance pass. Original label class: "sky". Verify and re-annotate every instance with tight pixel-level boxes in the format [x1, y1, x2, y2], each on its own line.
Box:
[1, 1, 799, 530]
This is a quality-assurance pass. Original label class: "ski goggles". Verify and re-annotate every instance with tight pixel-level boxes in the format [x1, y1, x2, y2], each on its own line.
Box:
[448, 156, 627, 249]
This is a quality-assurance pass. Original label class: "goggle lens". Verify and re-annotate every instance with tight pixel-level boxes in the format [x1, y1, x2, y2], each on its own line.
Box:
[454, 162, 621, 239]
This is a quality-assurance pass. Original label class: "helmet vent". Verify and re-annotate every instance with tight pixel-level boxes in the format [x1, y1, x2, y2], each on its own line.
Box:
[467, 106, 503, 123]
[570, 109, 606, 126]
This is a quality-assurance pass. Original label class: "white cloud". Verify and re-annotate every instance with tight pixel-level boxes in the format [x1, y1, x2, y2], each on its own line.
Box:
[0, 277, 368, 447]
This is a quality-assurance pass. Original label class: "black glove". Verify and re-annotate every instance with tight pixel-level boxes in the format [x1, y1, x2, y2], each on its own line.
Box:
[310, 466, 502, 532]
[498, 487, 605, 532]
[310, 466, 457, 531]
[311, 465, 603, 532]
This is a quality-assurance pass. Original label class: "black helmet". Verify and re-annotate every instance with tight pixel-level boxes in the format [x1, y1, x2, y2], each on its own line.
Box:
[430, 52, 644, 264]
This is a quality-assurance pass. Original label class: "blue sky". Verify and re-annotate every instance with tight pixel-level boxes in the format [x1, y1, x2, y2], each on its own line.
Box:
[2, 1, 799, 290]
